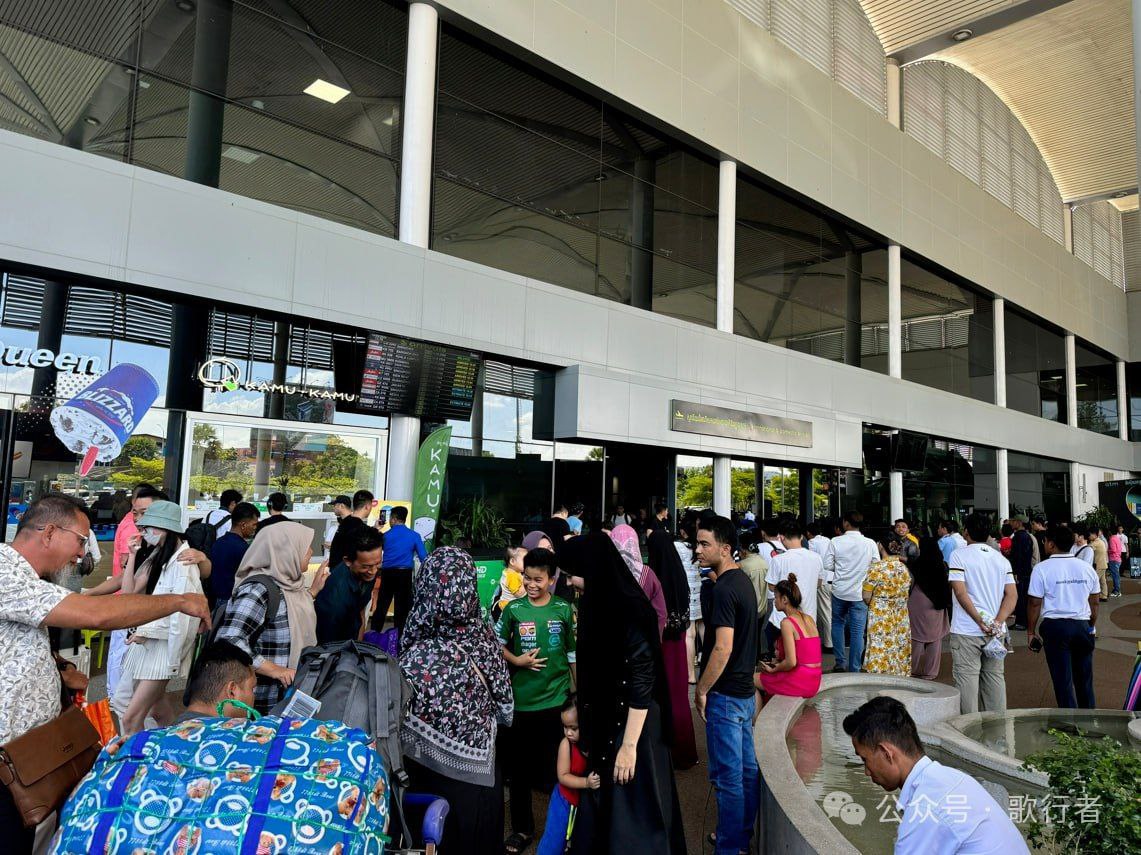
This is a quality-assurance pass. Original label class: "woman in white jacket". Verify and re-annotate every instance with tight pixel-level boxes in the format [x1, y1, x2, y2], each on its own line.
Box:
[116, 500, 204, 734]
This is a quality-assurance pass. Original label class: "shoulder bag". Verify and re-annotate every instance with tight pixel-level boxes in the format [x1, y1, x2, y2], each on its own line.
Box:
[0, 704, 101, 826]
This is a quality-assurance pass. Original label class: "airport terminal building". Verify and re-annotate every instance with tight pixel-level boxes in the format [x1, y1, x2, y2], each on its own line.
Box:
[0, 0, 1137, 549]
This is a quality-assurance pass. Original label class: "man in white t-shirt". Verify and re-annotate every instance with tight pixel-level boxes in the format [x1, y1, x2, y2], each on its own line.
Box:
[948, 513, 1017, 714]
[766, 520, 823, 648]
[1069, 523, 1095, 565]
[204, 489, 242, 538]
[824, 511, 879, 673]
[1027, 526, 1101, 709]
[323, 495, 353, 552]
[806, 521, 832, 650]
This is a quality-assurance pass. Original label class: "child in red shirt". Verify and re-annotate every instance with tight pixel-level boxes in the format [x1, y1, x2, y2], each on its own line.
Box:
[536, 697, 599, 855]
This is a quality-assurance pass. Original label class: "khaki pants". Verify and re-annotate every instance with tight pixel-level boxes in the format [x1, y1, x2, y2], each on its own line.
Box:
[949, 632, 1006, 714]
[1095, 565, 1108, 599]
[817, 583, 833, 648]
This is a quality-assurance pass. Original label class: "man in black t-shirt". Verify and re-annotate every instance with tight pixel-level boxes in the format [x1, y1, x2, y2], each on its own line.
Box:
[542, 502, 572, 544]
[695, 516, 759, 855]
[326, 489, 374, 568]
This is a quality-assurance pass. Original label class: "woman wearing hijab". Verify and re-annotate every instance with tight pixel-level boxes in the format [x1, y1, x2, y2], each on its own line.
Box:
[401, 547, 514, 854]
[908, 536, 951, 680]
[610, 524, 667, 635]
[645, 529, 698, 769]
[215, 521, 325, 712]
[569, 534, 686, 853]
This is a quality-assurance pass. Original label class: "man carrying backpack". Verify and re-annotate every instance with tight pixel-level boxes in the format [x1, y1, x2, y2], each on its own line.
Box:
[204, 490, 242, 538]
[207, 502, 260, 610]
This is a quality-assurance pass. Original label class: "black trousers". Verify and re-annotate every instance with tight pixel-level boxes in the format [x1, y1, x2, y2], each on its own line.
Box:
[1013, 572, 1031, 626]
[405, 756, 504, 855]
[371, 567, 413, 633]
[0, 782, 34, 855]
[1040, 617, 1096, 709]
[504, 706, 564, 837]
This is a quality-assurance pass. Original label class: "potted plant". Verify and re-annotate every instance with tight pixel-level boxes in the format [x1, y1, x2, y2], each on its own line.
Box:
[438, 496, 510, 557]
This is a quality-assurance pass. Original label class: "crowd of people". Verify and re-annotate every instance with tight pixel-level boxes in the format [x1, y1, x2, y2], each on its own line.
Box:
[0, 484, 1128, 854]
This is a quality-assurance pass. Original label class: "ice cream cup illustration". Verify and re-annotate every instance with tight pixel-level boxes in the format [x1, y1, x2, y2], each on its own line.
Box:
[338, 785, 360, 818]
[49, 363, 160, 476]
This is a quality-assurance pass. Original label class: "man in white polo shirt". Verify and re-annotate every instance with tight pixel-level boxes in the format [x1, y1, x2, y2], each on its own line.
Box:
[766, 519, 823, 646]
[948, 513, 1017, 714]
[824, 511, 879, 673]
[806, 521, 832, 650]
[1027, 525, 1100, 709]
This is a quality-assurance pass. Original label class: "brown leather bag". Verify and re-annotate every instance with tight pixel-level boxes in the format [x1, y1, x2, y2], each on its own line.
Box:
[0, 705, 101, 827]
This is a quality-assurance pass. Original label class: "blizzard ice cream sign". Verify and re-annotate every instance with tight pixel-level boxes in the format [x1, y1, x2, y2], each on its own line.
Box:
[0, 344, 100, 374]
[197, 357, 356, 402]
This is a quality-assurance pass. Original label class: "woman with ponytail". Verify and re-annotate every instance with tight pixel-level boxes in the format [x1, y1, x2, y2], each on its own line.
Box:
[757, 574, 822, 699]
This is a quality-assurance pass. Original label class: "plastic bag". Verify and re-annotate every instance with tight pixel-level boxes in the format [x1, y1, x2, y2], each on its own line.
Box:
[80, 697, 117, 745]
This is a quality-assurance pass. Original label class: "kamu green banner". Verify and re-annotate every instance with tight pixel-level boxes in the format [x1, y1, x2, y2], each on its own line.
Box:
[412, 425, 452, 552]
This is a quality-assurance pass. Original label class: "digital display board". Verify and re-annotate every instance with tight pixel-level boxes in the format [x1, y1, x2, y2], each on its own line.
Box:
[358, 333, 481, 420]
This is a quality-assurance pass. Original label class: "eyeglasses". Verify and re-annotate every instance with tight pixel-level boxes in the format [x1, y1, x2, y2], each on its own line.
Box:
[38, 525, 88, 548]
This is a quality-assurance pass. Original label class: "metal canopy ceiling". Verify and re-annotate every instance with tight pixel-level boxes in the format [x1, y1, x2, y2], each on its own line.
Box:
[859, 0, 1135, 204]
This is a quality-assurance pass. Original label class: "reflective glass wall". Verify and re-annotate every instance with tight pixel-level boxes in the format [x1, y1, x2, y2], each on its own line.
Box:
[897, 258, 994, 403]
[0, 1, 406, 236]
[432, 27, 719, 323]
[1073, 340, 1118, 436]
[1008, 451, 1071, 521]
[1004, 307, 1068, 423]
[733, 175, 887, 368]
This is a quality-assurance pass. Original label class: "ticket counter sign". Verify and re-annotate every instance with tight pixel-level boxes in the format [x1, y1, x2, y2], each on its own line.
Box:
[670, 399, 813, 448]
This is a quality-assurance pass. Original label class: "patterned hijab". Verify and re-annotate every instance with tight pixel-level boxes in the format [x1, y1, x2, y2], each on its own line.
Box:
[235, 521, 316, 668]
[609, 524, 645, 585]
[400, 547, 513, 787]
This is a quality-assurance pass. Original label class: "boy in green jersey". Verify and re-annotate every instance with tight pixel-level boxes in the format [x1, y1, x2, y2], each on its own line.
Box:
[496, 548, 576, 854]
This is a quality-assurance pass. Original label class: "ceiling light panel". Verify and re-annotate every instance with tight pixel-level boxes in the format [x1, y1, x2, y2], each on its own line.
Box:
[304, 79, 350, 104]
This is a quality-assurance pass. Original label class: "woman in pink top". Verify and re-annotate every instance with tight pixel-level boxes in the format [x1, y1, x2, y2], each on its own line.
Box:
[757, 574, 822, 699]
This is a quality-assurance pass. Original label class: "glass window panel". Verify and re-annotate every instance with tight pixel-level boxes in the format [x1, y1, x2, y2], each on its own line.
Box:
[1008, 451, 1071, 521]
[1003, 307, 1067, 423]
[1074, 340, 1118, 436]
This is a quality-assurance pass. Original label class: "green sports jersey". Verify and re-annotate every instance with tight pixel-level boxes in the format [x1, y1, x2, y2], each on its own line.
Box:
[495, 595, 576, 712]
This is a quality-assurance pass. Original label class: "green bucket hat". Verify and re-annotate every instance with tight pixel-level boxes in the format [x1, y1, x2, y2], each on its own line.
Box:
[137, 500, 184, 533]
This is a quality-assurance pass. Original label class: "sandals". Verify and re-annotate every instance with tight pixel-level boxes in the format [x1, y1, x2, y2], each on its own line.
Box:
[504, 832, 534, 854]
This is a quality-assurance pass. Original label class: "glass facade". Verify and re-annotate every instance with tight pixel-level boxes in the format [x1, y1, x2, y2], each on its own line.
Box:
[1073, 340, 1118, 436]
[1008, 451, 1071, 521]
[1004, 307, 1068, 423]
[0, 1, 405, 236]
[848, 427, 998, 535]
[432, 27, 719, 322]
[733, 176, 887, 367]
[898, 258, 994, 403]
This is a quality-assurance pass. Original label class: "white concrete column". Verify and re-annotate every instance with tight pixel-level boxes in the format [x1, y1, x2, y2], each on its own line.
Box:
[1064, 333, 1078, 428]
[713, 455, 732, 516]
[386, 415, 421, 500]
[387, 1, 439, 498]
[886, 58, 901, 130]
[993, 297, 1006, 407]
[717, 160, 737, 333]
[996, 448, 1010, 520]
[889, 470, 903, 522]
[1063, 204, 1074, 254]
[888, 244, 902, 379]
[1117, 359, 1129, 440]
[1069, 461, 1083, 518]
[398, 2, 439, 248]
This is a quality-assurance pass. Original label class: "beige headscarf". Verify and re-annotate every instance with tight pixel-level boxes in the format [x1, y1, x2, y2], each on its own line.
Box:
[234, 521, 316, 668]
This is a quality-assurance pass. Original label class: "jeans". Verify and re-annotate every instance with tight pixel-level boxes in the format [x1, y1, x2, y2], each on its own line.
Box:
[536, 786, 574, 855]
[949, 633, 1006, 714]
[1040, 618, 1096, 709]
[831, 599, 868, 671]
[705, 692, 759, 855]
[1108, 561, 1121, 594]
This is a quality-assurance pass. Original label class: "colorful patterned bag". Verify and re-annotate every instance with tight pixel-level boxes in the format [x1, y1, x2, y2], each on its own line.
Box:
[51, 716, 390, 854]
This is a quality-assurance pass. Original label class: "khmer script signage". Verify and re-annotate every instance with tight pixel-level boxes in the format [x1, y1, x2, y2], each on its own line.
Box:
[670, 400, 813, 447]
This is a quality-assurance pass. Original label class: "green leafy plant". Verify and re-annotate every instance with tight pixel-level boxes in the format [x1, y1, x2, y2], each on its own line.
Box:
[1022, 730, 1141, 855]
[439, 496, 510, 550]
[1075, 505, 1118, 535]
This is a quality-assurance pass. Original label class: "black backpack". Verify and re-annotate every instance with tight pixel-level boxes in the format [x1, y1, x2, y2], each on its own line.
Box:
[184, 512, 231, 553]
[182, 573, 281, 706]
[270, 640, 414, 845]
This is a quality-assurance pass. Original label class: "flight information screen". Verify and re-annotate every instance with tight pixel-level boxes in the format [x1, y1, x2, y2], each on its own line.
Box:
[358, 333, 481, 420]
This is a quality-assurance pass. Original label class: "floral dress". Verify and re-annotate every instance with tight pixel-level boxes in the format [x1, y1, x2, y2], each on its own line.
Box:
[862, 557, 911, 676]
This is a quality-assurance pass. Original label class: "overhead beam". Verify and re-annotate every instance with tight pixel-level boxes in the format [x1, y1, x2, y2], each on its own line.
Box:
[893, 0, 1078, 65]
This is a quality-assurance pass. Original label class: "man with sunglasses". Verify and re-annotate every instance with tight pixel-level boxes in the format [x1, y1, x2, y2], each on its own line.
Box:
[0, 493, 211, 853]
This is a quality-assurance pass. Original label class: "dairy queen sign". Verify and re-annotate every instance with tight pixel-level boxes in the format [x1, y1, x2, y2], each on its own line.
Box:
[196, 357, 357, 403]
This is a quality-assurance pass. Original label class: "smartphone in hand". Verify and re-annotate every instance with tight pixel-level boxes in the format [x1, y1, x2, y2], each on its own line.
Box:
[1028, 636, 1043, 653]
